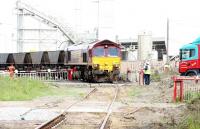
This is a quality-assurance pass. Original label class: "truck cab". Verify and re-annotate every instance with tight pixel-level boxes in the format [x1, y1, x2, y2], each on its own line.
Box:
[179, 37, 200, 76]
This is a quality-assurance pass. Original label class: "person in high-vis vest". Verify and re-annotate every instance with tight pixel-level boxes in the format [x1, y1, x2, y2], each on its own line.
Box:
[143, 61, 151, 85]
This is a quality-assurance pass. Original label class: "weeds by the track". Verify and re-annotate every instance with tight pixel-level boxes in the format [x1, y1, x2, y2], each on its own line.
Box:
[127, 87, 141, 97]
[171, 97, 200, 129]
[0, 77, 86, 101]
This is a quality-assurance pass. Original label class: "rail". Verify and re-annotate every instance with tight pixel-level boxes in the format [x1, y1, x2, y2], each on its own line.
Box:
[99, 86, 119, 129]
[36, 88, 97, 129]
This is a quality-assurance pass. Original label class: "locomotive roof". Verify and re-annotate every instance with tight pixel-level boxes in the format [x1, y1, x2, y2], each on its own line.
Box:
[66, 39, 119, 51]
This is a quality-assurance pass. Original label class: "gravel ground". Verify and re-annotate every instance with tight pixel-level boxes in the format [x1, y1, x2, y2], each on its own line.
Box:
[0, 81, 187, 129]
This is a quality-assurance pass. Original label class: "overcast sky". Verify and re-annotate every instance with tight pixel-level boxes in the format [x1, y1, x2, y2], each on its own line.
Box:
[0, 0, 200, 55]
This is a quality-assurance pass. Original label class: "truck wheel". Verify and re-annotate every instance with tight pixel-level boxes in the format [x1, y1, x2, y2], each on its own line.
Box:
[187, 72, 197, 76]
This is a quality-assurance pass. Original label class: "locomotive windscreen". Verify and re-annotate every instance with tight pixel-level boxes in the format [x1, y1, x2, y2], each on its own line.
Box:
[92, 46, 119, 57]
[93, 47, 104, 56]
[108, 47, 119, 57]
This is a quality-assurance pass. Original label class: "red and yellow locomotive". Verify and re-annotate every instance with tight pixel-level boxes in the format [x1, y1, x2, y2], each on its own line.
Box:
[67, 39, 121, 82]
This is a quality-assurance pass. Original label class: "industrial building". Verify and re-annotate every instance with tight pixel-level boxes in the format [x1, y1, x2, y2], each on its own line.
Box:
[119, 36, 166, 61]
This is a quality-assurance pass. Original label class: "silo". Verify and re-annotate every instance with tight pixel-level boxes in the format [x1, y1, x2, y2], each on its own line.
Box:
[151, 50, 158, 60]
[137, 32, 152, 60]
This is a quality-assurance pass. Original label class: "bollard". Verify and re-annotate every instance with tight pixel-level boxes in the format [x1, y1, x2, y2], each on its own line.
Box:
[139, 69, 144, 86]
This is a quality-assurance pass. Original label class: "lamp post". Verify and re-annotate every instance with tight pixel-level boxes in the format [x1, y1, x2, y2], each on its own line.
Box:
[92, 0, 100, 40]
[166, 18, 169, 63]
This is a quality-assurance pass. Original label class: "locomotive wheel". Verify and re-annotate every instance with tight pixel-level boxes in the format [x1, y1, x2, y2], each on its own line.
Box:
[87, 70, 93, 82]
[93, 75, 98, 83]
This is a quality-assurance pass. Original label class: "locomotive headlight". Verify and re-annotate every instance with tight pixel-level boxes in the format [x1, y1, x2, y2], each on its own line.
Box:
[93, 64, 99, 68]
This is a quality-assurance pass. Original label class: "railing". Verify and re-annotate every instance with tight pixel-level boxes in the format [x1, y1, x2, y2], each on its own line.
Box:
[0, 71, 9, 77]
[172, 76, 200, 102]
[183, 80, 200, 101]
[0, 71, 68, 81]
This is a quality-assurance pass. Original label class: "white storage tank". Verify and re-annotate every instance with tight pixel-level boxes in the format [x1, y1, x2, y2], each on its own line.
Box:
[151, 50, 158, 60]
[137, 32, 153, 60]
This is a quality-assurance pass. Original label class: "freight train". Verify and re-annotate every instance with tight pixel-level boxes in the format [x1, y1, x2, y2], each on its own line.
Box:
[0, 40, 121, 82]
[179, 37, 200, 76]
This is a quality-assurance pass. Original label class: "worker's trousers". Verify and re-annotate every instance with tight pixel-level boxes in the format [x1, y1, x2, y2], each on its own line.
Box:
[144, 74, 150, 85]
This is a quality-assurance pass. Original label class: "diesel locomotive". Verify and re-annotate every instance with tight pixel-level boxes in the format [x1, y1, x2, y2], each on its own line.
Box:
[0, 40, 121, 82]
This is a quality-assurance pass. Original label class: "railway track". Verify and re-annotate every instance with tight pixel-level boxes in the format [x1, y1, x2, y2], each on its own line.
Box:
[35, 87, 97, 129]
[35, 85, 120, 129]
[47, 81, 131, 88]
[99, 85, 119, 129]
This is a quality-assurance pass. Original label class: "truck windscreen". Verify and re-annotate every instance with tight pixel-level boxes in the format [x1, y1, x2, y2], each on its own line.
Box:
[180, 49, 195, 60]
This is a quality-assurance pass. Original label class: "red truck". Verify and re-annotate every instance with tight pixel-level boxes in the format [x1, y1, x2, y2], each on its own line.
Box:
[179, 37, 200, 76]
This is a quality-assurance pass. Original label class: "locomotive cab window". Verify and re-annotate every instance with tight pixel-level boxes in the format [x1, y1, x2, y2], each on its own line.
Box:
[93, 47, 104, 56]
[83, 53, 87, 62]
[108, 47, 119, 57]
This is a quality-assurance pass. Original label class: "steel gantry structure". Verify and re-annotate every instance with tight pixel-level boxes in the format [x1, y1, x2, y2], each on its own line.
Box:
[16, 0, 77, 52]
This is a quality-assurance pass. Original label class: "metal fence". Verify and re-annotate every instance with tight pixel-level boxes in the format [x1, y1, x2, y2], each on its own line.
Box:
[184, 80, 200, 101]
[0, 71, 68, 81]
[172, 76, 200, 102]
[0, 71, 9, 78]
